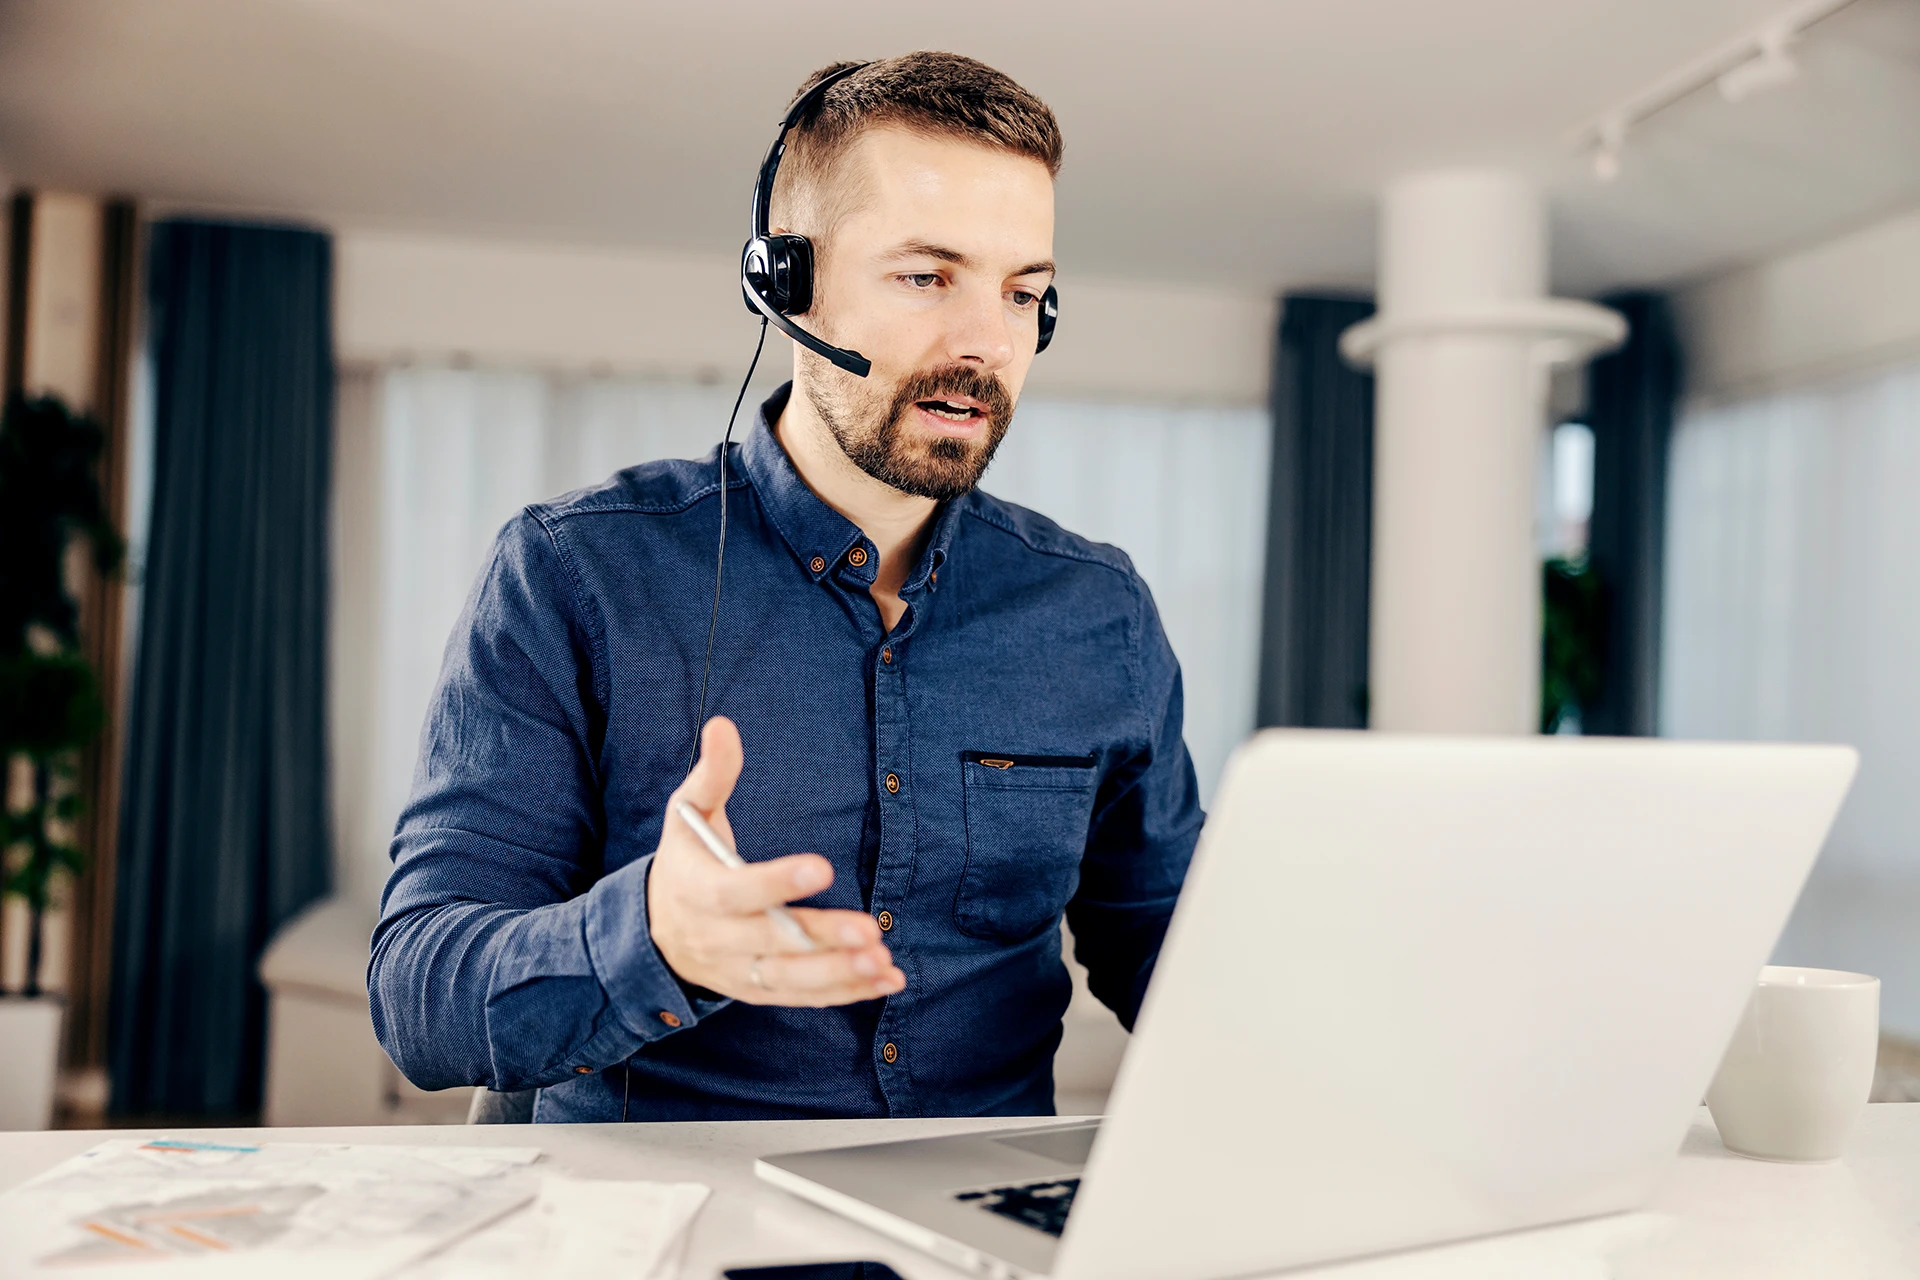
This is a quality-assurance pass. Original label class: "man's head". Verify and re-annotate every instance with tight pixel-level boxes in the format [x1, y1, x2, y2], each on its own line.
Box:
[770, 53, 1060, 501]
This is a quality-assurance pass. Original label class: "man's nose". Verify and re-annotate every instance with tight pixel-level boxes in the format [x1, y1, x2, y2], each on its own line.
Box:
[944, 284, 1016, 372]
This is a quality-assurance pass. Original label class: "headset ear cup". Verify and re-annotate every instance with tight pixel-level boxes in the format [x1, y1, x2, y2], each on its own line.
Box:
[1035, 285, 1059, 354]
[778, 235, 815, 316]
[741, 238, 771, 314]
[741, 234, 816, 316]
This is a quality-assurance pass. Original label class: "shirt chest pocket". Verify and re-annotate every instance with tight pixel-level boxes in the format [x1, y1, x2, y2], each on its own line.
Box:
[955, 752, 1099, 943]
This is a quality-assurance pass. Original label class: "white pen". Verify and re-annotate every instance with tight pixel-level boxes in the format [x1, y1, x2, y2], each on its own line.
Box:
[673, 799, 818, 952]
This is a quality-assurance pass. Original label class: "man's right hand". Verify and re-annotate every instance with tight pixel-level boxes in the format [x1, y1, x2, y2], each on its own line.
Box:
[647, 716, 906, 1007]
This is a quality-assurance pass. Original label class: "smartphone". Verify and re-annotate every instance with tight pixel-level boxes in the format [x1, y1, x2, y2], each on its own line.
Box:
[722, 1265, 908, 1280]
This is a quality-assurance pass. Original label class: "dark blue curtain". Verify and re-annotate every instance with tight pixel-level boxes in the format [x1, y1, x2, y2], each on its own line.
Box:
[1256, 294, 1376, 729]
[110, 221, 333, 1116]
[1584, 292, 1682, 737]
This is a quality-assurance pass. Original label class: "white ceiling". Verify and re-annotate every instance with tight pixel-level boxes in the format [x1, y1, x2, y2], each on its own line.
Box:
[0, 0, 1915, 296]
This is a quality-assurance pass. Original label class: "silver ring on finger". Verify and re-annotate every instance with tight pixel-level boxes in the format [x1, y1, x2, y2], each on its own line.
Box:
[750, 957, 769, 991]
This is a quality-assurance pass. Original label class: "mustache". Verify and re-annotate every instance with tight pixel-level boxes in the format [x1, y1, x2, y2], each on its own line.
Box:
[892, 365, 1013, 422]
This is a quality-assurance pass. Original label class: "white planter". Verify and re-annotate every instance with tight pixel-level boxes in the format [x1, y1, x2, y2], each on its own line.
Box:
[0, 995, 65, 1130]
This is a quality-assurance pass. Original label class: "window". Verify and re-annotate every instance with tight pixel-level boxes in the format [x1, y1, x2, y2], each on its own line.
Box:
[1545, 421, 1595, 559]
[1540, 420, 1599, 734]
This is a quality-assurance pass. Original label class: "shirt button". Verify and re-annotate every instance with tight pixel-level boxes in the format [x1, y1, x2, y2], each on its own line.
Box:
[574, 1065, 593, 1074]
[848, 546, 869, 567]
[658, 1011, 682, 1028]
[809, 555, 826, 574]
[877, 909, 893, 931]
[930, 570, 938, 584]
[883, 1042, 899, 1064]
[884, 772, 901, 794]
[881, 647, 893, 664]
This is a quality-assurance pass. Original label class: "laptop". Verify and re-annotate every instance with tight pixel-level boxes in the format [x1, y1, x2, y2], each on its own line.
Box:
[756, 731, 1858, 1280]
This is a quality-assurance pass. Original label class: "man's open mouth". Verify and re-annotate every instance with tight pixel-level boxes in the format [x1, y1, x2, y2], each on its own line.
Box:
[917, 397, 986, 422]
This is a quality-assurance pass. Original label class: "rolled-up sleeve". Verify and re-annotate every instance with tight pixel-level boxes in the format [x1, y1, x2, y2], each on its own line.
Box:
[368, 512, 725, 1093]
[1065, 570, 1205, 1029]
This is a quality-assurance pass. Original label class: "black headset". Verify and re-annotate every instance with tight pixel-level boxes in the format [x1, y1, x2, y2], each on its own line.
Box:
[740, 61, 1060, 377]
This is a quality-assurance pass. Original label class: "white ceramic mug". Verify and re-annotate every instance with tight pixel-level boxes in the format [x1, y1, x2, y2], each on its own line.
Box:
[1706, 965, 1879, 1162]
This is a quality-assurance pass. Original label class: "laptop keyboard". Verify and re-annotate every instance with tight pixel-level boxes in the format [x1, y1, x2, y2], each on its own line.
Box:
[955, 1177, 1080, 1238]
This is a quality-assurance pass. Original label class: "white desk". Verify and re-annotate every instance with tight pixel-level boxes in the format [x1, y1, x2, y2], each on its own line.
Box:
[4, 1106, 1916, 1278]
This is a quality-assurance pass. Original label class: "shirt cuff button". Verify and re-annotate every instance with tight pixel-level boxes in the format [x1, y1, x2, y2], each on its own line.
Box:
[658, 1011, 683, 1028]
[574, 1065, 594, 1074]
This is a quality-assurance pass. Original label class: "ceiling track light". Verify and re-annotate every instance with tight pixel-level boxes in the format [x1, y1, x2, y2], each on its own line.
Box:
[1591, 115, 1627, 183]
[1567, 0, 1859, 183]
[1718, 24, 1802, 102]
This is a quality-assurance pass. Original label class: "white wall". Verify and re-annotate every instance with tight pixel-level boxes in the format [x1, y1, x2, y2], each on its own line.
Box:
[1674, 204, 1920, 405]
[334, 229, 1274, 406]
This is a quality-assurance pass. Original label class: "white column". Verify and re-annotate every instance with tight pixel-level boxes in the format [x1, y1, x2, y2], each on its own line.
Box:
[1342, 170, 1623, 735]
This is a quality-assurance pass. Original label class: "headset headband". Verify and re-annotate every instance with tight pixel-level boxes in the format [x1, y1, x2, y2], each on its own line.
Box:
[749, 63, 867, 249]
[742, 64, 874, 376]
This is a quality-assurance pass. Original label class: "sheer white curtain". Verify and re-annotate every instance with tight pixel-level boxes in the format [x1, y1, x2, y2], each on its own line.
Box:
[332, 366, 1268, 908]
[1662, 358, 1920, 1033]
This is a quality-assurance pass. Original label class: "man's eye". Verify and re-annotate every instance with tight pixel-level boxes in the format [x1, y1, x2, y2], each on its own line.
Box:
[1010, 290, 1038, 308]
[902, 273, 941, 289]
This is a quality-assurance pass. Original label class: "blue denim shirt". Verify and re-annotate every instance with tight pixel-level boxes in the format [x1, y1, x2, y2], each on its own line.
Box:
[370, 384, 1203, 1121]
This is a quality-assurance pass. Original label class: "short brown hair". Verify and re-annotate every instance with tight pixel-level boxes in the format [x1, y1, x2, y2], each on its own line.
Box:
[770, 52, 1062, 245]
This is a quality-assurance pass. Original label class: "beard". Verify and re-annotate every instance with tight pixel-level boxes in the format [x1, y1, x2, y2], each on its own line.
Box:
[800, 352, 1014, 501]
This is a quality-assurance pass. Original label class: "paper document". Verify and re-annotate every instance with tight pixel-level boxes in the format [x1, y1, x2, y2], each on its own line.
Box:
[409, 1175, 710, 1279]
[0, 1137, 541, 1277]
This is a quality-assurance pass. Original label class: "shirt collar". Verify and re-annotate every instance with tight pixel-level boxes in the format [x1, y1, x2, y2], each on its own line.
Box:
[739, 382, 967, 595]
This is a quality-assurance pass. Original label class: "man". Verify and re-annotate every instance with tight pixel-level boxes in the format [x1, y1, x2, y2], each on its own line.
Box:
[370, 51, 1203, 1122]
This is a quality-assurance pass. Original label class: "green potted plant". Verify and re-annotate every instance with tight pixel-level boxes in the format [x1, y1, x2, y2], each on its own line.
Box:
[0, 391, 122, 1130]
[1541, 554, 1608, 734]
